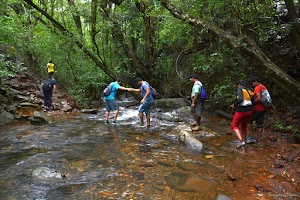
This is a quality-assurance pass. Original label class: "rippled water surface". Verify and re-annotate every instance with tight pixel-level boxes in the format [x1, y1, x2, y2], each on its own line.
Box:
[0, 107, 298, 199]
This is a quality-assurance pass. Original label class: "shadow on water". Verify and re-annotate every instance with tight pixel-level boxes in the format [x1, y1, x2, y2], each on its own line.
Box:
[0, 107, 298, 199]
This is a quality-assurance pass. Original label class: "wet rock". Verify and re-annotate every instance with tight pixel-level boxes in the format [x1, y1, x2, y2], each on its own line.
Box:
[139, 163, 154, 167]
[61, 102, 73, 112]
[0, 110, 15, 126]
[69, 160, 92, 172]
[19, 102, 39, 107]
[31, 167, 65, 179]
[31, 111, 52, 125]
[7, 105, 16, 114]
[254, 184, 271, 192]
[132, 171, 145, 181]
[178, 130, 203, 151]
[16, 94, 31, 102]
[165, 172, 217, 192]
[139, 145, 152, 153]
[227, 174, 237, 181]
[215, 194, 233, 200]
[80, 109, 98, 114]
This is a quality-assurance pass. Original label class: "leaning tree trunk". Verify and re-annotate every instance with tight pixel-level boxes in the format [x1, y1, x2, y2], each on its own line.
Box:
[161, 0, 300, 97]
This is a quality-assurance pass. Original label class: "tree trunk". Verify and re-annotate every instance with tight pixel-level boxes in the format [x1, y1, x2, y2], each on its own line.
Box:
[67, 0, 84, 37]
[136, 1, 158, 67]
[161, 0, 300, 97]
[284, 0, 300, 56]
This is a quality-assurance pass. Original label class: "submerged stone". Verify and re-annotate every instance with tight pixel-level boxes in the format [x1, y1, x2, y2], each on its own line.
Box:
[165, 172, 217, 192]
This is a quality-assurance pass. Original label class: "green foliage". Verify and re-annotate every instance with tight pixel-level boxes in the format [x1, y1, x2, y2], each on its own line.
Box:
[272, 117, 299, 134]
[0, 0, 295, 109]
[0, 54, 25, 79]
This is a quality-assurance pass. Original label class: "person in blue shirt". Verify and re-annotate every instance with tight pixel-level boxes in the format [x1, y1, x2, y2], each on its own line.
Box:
[128, 77, 155, 127]
[104, 78, 130, 124]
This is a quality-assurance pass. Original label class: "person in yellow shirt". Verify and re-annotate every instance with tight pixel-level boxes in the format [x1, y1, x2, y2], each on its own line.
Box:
[47, 60, 55, 77]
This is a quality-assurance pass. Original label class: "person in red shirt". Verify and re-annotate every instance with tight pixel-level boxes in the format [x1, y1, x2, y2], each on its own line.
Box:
[247, 76, 268, 143]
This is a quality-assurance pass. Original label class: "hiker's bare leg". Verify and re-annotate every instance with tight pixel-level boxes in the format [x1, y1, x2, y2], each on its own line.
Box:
[139, 112, 144, 124]
[146, 114, 150, 126]
[105, 111, 109, 121]
[113, 109, 119, 121]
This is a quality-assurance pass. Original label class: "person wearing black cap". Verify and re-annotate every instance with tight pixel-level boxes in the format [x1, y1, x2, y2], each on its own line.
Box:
[231, 80, 253, 149]
[104, 78, 130, 124]
[188, 73, 205, 131]
[128, 77, 155, 127]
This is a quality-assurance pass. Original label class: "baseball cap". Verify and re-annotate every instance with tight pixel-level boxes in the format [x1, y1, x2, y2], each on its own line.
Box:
[188, 73, 198, 79]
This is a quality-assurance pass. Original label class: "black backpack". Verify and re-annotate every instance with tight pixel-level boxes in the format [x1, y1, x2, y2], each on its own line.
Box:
[42, 79, 52, 91]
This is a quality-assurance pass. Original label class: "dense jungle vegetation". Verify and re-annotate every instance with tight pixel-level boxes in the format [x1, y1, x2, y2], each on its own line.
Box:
[1, 0, 300, 110]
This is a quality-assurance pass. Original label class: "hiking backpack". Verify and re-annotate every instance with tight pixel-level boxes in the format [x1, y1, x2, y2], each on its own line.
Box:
[150, 87, 158, 97]
[195, 82, 208, 100]
[103, 84, 113, 97]
[200, 86, 208, 100]
[42, 79, 52, 91]
[261, 89, 272, 108]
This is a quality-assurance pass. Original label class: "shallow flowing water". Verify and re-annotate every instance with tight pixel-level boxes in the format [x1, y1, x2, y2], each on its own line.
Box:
[0, 106, 298, 200]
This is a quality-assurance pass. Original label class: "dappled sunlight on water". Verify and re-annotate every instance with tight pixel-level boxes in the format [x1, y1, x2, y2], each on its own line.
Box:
[0, 108, 298, 199]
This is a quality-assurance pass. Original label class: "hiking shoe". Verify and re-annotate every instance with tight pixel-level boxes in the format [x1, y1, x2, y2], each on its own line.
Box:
[140, 122, 145, 127]
[191, 125, 200, 131]
[246, 137, 256, 144]
[105, 120, 110, 124]
[190, 121, 198, 126]
[236, 141, 246, 149]
[112, 120, 117, 124]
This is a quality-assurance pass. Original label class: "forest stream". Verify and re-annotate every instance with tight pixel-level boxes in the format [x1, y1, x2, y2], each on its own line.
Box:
[0, 106, 299, 200]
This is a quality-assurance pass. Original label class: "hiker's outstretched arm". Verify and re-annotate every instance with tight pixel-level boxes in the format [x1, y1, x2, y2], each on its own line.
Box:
[118, 86, 130, 91]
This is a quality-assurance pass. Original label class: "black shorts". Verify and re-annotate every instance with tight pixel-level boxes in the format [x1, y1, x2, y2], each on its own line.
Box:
[248, 111, 265, 128]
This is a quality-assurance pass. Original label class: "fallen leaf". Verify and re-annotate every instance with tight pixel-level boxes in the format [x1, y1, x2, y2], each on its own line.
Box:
[205, 155, 214, 159]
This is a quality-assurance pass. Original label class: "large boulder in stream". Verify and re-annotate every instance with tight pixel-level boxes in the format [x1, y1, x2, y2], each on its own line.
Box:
[0, 110, 14, 126]
[178, 130, 203, 151]
[31, 111, 53, 125]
